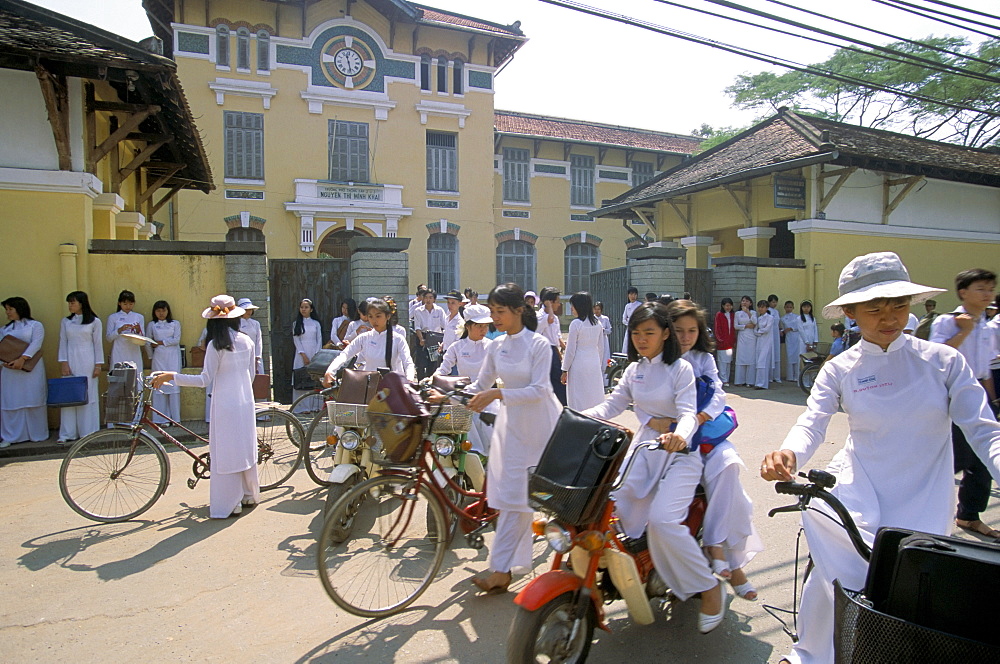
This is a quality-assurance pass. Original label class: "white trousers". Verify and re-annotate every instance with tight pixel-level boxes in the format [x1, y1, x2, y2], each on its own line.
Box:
[615, 450, 717, 601]
[702, 446, 762, 570]
[152, 391, 180, 424]
[772, 337, 781, 381]
[734, 364, 755, 386]
[784, 502, 873, 664]
[59, 401, 100, 441]
[489, 510, 535, 575]
[754, 358, 771, 388]
[210, 467, 261, 519]
[716, 348, 733, 384]
[785, 332, 801, 381]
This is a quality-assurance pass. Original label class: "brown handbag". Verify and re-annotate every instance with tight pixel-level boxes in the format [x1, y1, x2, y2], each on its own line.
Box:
[0, 335, 41, 372]
[337, 368, 382, 405]
[366, 371, 428, 463]
[252, 374, 271, 400]
[431, 374, 470, 392]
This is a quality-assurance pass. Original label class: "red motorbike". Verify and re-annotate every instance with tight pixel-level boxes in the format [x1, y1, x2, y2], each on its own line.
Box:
[507, 442, 706, 663]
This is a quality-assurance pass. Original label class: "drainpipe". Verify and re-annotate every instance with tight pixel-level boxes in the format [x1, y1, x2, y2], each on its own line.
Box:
[59, 243, 78, 295]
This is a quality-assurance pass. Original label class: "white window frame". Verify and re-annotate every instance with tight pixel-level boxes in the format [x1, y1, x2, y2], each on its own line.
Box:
[328, 120, 370, 183]
[496, 239, 536, 292]
[564, 242, 600, 294]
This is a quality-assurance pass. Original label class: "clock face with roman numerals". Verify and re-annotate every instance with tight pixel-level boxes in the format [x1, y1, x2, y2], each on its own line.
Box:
[333, 48, 363, 76]
[321, 35, 377, 90]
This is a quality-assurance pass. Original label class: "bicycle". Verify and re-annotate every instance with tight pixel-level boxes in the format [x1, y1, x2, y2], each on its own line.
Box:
[797, 342, 830, 395]
[605, 352, 630, 394]
[58, 375, 305, 523]
[316, 385, 498, 618]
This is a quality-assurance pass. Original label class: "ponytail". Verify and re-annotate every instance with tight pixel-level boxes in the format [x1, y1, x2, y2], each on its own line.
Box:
[487, 283, 536, 332]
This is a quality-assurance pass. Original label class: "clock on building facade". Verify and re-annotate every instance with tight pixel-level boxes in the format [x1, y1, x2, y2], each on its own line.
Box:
[321, 34, 377, 89]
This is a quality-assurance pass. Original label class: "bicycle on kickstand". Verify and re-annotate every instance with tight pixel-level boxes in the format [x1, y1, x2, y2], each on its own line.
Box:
[58, 376, 305, 523]
[316, 385, 497, 618]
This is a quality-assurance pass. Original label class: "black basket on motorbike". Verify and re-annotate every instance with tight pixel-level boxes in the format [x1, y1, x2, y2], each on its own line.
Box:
[833, 580, 1000, 663]
[527, 408, 632, 526]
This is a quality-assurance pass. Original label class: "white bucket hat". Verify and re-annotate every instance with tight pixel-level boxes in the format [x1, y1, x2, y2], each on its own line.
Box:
[236, 297, 260, 310]
[463, 304, 493, 324]
[822, 252, 944, 319]
[201, 294, 245, 319]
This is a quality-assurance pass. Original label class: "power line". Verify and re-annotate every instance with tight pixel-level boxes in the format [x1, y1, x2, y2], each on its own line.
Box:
[536, 0, 1000, 117]
[881, 0, 1000, 33]
[916, 0, 1000, 23]
[872, 0, 1000, 40]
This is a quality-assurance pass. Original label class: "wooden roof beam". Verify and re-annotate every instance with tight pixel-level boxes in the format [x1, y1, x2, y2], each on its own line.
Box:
[35, 66, 71, 171]
[818, 166, 856, 213]
[723, 184, 752, 227]
[882, 175, 924, 224]
[137, 165, 182, 205]
[119, 140, 167, 182]
[149, 183, 184, 217]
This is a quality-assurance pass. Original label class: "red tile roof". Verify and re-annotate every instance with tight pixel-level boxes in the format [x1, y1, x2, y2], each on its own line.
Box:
[413, 4, 525, 38]
[495, 111, 702, 154]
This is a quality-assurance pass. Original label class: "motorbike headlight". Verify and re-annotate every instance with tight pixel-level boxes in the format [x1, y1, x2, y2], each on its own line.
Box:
[340, 429, 362, 451]
[544, 521, 574, 554]
[434, 435, 456, 457]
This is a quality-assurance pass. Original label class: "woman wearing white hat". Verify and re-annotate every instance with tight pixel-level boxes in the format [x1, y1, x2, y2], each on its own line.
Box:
[760, 252, 1000, 664]
[435, 306, 496, 455]
[237, 298, 264, 374]
[153, 295, 259, 518]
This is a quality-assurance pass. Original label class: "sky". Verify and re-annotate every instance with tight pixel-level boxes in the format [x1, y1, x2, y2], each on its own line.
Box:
[27, 0, 999, 137]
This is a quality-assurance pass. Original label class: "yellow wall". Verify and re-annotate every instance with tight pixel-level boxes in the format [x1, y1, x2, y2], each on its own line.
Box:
[757, 267, 806, 307]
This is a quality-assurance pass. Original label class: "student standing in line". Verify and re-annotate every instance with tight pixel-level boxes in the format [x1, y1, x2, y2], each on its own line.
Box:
[761, 252, 1000, 664]
[714, 298, 736, 386]
[560, 292, 605, 410]
[930, 268, 999, 539]
[537, 287, 567, 406]
[330, 298, 358, 349]
[442, 289, 466, 352]
[753, 300, 774, 390]
[621, 287, 641, 354]
[799, 301, 818, 354]
[733, 296, 757, 387]
[594, 301, 612, 386]
[237, 298, 264, 375]
[767, 295, 781, 382]
[292, 298, 323, 413]
[153, 295, 259, 519]
[146, 300, 182, 425]
[780, 300, 801, 382]
[0, 297, 47, 446]
[57, 291, 103, 443]
[106, 289, 144, 369]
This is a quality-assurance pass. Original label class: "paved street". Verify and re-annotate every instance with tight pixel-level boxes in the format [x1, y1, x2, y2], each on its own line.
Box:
[1, 383, 997, 663]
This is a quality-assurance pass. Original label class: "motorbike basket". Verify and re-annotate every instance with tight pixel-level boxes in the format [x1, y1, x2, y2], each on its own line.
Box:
[833, 580, 1000, 663]
[327, 401, 369, 428]
[527, 468, 615, 526]
[429, 404, 473, 434]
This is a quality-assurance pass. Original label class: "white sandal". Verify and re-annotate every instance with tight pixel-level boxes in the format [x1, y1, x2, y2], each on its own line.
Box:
[709, 558, 732, 579]
[731, 581, 758, 601]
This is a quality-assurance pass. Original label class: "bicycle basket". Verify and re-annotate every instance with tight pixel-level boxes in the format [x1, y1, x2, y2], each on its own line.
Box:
[104, 362, 140, 424]
[429, 404, 473, 434]
[833, 580, 1000, 663]
[327, 401, 368, 428]
[528, 469, 615, 526]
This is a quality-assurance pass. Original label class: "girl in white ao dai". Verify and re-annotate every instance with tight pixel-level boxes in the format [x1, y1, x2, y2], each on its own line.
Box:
[292, 299, 323, 413]
[146, 301, 181, 424]
[435, 307, 495, 455]
[323, 298, 415, 383]
[733, 296, 757, 386]
[560, 292, 606, 411]
[1, 297, 47, 444]
[57, 291, 103, 442]
[106, 290, 144, 369]
[583, 302, 727, 634]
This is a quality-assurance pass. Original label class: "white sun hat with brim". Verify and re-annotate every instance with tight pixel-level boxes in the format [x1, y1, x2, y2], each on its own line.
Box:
[236, 297, 260, 310]
[822, 252, 945, 319]
[463, 304, 493, 325]
[201, 294, 245, 319]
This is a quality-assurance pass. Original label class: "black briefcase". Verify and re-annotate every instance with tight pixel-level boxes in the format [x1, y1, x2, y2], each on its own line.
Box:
[868, 528, 1000, 646]
[528, 408, 632, 525]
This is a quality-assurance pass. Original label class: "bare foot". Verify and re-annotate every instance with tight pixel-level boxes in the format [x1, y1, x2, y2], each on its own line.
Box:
[700, 581, 722, 616]
[956, 519, 1000, 539]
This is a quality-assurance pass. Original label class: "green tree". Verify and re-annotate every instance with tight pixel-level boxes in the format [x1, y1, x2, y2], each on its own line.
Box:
[725, 37, 1000, 148]
[690, 123, 748, 153]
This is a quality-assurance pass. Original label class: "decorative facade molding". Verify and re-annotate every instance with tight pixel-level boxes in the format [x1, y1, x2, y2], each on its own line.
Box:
[425, 221, 460, 235]
[0, 167, 102, 198]
[224, 211, 266, 230]
[209, 77, 277, 109]
[562, 232, 602, 247]
[495, 228, 538, 245]
[415, 100, 471, 128]
[210, 19, 275, 33]
[300, 86, 396, 118]
[788, 218, 1000, 244]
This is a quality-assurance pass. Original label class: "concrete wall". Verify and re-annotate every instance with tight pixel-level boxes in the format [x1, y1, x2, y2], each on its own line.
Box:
[349, 239, 410, 311]
[225, 253, 271, 373]
[625, 246, 686, 299]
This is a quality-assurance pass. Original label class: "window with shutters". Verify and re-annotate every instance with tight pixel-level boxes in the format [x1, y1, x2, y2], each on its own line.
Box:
[216, 25, 229, 67]
[570, 154, 594, 206]
[426, 132, 457, 192]
[224, 111, 264, 181]
[496, 240, 536, 292]
[453, 59, 464, 95]
[427, 233, 459, 293]
[437, 56, 448, 93]
[420, 55, 431, 91]
[503, 148, 530, 202]
[236, 28, 250, 70]
[328, 121, 369, 183]
[564, 243, 600, 294]
[632, 161, 654, 186]
[256, 30, 270, 72]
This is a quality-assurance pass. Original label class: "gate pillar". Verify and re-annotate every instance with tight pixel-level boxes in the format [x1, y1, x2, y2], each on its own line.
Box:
[626, 246, 686, 300]
[348, 237, 411, 311]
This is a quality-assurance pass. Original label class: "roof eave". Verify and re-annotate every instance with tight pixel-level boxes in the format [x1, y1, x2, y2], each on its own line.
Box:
[494, 130, 695, 157]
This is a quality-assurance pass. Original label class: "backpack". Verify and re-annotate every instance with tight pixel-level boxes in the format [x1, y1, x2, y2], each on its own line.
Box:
[914, 312, 939, 341]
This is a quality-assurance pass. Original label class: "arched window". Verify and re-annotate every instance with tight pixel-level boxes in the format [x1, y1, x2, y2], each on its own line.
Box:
[226, 226, 265, 243]
[497, 240, 536, 292]
[236, 27, 250, 70]
[564, 242, 600, 294]
[216, 25, 230, 67]
[452, 58, 464, 95]
[437, 56, 448, 93]
[420, 55, 431, 91]
[318, 228, 365, 260]
[256, 30, 270, 71]
[427, 233, 459, 294]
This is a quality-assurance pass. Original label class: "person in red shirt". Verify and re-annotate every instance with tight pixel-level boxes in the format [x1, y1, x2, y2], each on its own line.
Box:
[714, 298, 736, 386]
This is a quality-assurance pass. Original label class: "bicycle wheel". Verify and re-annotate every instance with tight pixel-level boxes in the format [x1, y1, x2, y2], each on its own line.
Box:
[289, 389, 324, 422]
[317, 474, 449, 618]
[256, 408, 303, 490]
[303, 409, 340, 487]
[59, 428, 168, 522]
[799, 364, 821, 395]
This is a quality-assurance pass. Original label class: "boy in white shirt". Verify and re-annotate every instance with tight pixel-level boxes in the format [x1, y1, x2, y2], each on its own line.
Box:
[413, 288, 446, 379]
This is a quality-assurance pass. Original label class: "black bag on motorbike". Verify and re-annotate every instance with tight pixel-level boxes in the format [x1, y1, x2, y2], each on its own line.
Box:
[292, 366, 319, 391]
[528, 407, 632, 525]
[306, 349, 341, 381]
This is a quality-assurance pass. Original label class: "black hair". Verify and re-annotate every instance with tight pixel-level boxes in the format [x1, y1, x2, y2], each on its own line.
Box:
[756, 299, 769, 309]
[955, 268, 997, 294]
[720, 297, 734, 312]
[645, 292, 657, 302]
[151, 300, 173, 323]
[467, 289, 478, 299]
[570, 292, 597, 324]
[627, 286, 639, 296]
[293, 298, 319, 336]
[784, 300, 794, 307]
[667, 300, 714, 354]
[656, 295, 674, 307]
[340, 297, 360, 321]
[2, 296, 32, 325]
[831, 323, 846, 335]
[487, 283, 537, 332]
[115, 289, 136, 312]
[206, 317, 239, 351]
[66, 291, 97, 325]
[682, 292, 692, 300]
[424, 288, 437, 299]
[739, 295, 753, 310]
[539, 287, 560, 303]
[364, 298, 395, 368]
[767, 294, 778, 303]
[925, 299, 937, 308]
[357, 300, 369, 317]
[593, 300, 604, 313]
[800, 300, 814, 323]
[626, 302, 681, 364]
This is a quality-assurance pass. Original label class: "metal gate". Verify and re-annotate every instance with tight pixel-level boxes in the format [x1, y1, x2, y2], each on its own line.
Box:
[269, 259, 350, 404]
[685, 268, 714, 311]
[590, 266, 629, 354]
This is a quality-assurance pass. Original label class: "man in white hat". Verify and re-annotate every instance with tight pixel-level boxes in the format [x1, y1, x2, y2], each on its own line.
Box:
[237, 298, 264, 375]
[761, 252, 1000, 664]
